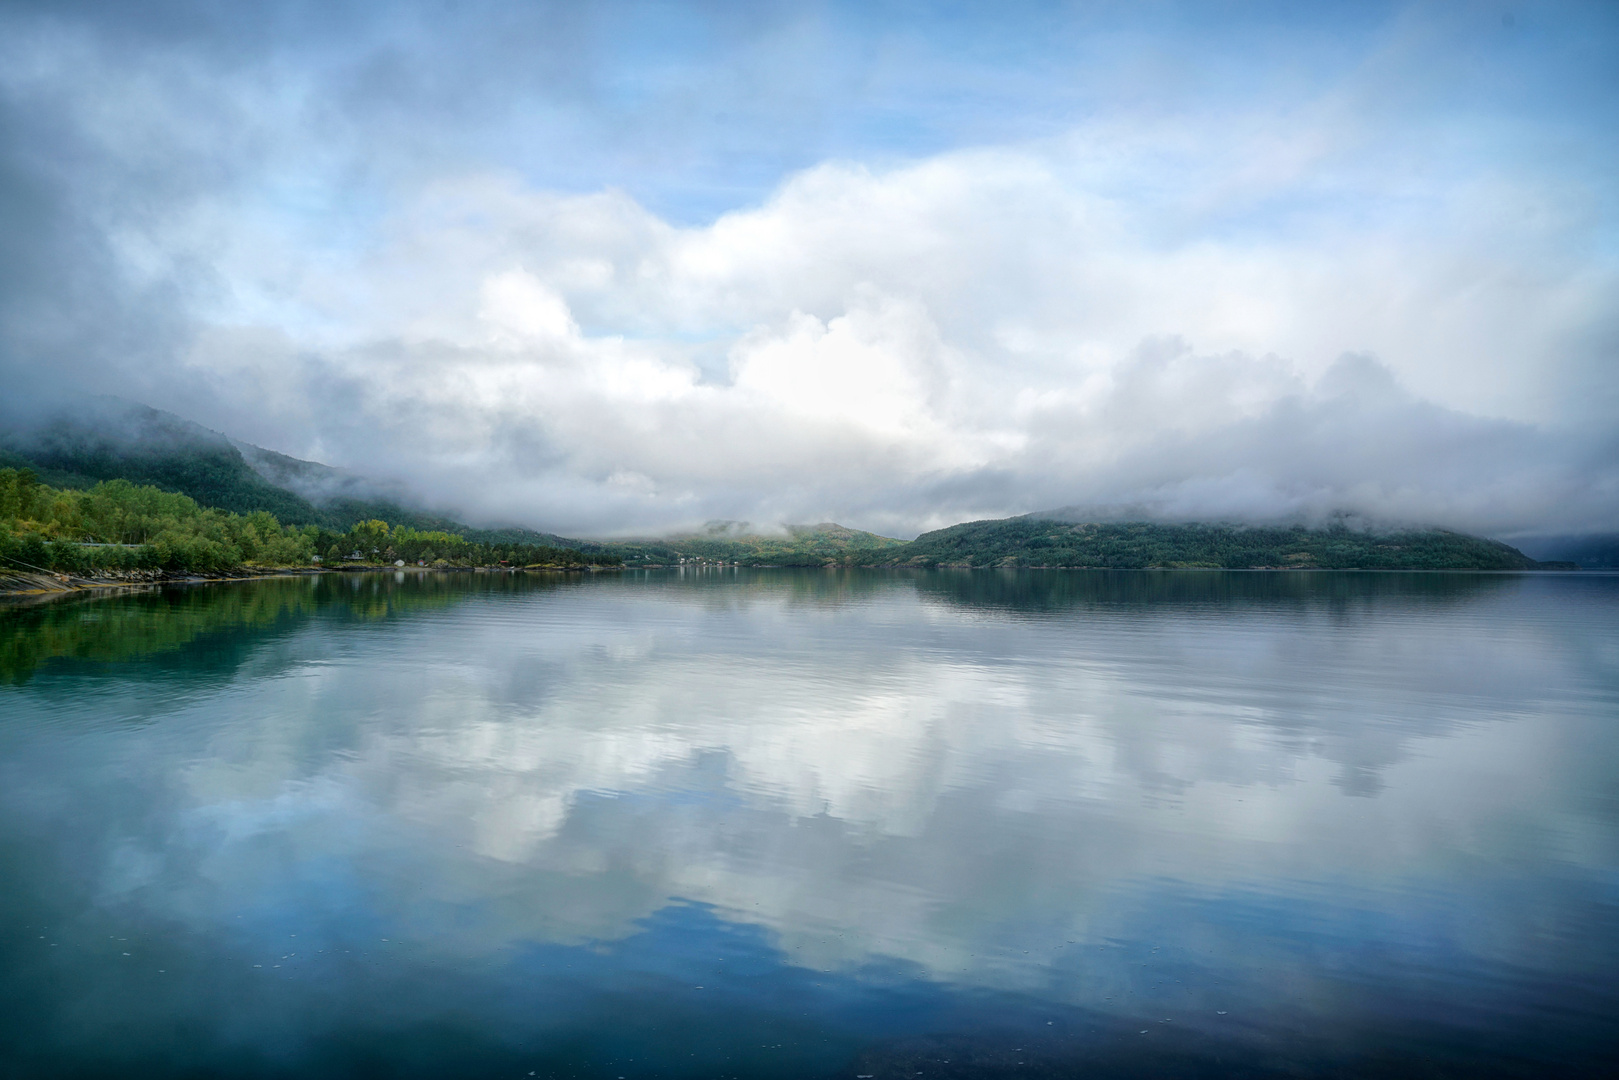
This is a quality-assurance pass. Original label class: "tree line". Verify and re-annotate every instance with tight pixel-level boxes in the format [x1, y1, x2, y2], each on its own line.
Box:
[1, 469, 616, 575]
[311, 518, 617, 569]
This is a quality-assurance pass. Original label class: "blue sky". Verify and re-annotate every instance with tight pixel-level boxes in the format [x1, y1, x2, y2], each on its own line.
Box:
[2, 1, 1616, 536]
[193, 0, 1613, 224]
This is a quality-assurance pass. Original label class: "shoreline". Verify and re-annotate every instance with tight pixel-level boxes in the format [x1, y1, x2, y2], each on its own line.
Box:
[0, 566, 327, 603]
[5, 562, 1598, 606]
[0, 562, 625, 602]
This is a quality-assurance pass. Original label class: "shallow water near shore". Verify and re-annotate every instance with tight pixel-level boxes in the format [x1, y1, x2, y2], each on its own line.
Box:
[1, 568, 1616, 1078]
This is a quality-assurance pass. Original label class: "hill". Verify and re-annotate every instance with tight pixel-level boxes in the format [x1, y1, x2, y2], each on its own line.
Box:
[1, 400, 327, 524]
[590, 516, 1562, 571]
[0, 398, 580, 547]
[862, 515, 1564, 571]
[1512, 533, 1619, 569]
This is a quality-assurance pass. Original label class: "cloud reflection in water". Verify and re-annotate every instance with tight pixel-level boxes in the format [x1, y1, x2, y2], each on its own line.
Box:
[1, 570, 1615, 1075]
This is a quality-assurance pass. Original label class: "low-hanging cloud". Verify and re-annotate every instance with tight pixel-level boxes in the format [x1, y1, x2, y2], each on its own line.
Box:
[2, 1, 1616, 539]
[176, 153, 1619, 539]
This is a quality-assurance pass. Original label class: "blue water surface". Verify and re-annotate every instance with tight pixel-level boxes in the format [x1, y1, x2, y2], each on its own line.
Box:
[1, 569, 1615, 1078]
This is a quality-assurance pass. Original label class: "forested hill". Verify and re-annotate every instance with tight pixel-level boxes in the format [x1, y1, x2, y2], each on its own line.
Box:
[864, 516, 1565, 570]
[1, 403, 324, 524]
[585, 517, 1567, 570]
[0, 399, 579, 548]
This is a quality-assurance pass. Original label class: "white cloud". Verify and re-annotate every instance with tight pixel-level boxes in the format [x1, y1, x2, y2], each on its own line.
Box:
[478, 269, 579, 344]
[172, 130, 1615, 538]
[4, 0, 1616, 540]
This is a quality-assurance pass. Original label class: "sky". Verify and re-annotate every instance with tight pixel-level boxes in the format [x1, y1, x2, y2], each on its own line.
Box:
[1, 0, 1616, 539]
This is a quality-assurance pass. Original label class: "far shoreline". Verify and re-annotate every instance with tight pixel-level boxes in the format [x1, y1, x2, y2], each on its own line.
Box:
[4, 562, 1603, 608]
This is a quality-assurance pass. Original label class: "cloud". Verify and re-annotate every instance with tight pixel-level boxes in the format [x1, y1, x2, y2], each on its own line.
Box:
[2, 1, 1616, 538]
[172, 145, 1618, 538]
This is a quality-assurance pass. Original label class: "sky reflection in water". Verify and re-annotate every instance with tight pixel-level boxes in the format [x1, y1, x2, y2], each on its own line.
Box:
[1, 570, 1616, 1078]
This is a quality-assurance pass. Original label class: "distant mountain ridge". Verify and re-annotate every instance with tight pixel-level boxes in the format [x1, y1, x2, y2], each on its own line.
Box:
[607, 516, 1565, 570]
[861, 514, 1563, 571]
[0, 398, 1593, 571]
[608, 521, 907, 566]
[1512, 533, 1619, 569]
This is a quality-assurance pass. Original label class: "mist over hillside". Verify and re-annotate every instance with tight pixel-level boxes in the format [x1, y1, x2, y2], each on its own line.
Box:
[0, 396, 1612, 568]
[1, 397, 322, 524]
[0, 397, 578, 546]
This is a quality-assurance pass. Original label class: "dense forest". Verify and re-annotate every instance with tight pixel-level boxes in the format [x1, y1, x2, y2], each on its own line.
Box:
[314, 517, 615, 569]
[0, 469, 615, 576]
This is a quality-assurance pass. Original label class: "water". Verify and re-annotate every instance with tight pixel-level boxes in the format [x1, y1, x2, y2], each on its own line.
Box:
[1, 569, 1615, 1078]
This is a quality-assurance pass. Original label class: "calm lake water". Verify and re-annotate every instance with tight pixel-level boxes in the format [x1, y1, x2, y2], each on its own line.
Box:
[1, 569, 1616, 1078]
